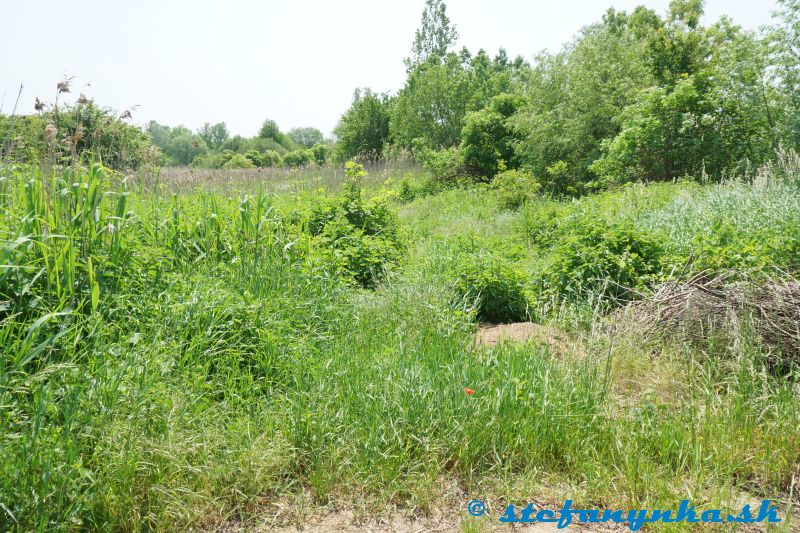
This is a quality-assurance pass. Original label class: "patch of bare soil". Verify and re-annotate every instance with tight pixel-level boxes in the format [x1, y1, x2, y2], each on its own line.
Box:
[218, 508, 616, 532]
[475, 322, 576, 356]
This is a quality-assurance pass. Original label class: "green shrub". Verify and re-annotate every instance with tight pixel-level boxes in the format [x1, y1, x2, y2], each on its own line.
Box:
[461, 93, 524, 180]
[221, 152, 255, 169]
[310, 144, 329, 165]
[243, 149, 284, 168]
[283, 149, 315, 168]
[419, 146, 466, 184]
[454, 251, 530, 323]
[398, 178, 418, 203]
[538, 219, 663, 304]
[302, 162, 405, 288]
[492, 168, 540, 208]
[263, 149, 284, 167]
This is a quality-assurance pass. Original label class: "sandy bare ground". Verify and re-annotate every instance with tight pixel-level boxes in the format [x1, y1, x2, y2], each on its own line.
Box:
[215, 508, 622, 532]
[474, 322, 578, 356]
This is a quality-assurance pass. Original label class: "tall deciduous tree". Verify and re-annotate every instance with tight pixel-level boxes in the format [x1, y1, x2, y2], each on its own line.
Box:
[406, 0, 459, 70]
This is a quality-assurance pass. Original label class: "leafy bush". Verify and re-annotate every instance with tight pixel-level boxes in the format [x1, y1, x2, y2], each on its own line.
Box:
[244, 149, 283, 168]
[454, 251, 530, 323]
[221, 153, 255, 169]
[310, 144, 329, 165]
[398, 178, 419, 203]
[419, 146, 466, 184]
[333, 88, 391, 162]
[461, 93, 524, 180]
[1, 101, 158, 170]
[537, 219, 663, 304]
[261, 150, 285, 167]
[303, 162, 405, 288]
[283, 149, 315, 168]
[492, 168, 539, 208]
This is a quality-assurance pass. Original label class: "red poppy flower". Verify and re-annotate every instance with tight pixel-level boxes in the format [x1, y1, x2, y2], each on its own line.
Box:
[464, 387, 474, 396]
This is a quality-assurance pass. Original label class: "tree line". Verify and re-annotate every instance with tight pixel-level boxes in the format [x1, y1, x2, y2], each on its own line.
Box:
[145, 119, 330, 168]
[335, 0, 800, 194]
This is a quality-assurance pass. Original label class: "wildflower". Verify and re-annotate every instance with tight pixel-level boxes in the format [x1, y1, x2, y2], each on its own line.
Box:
[464, 387, 474, 396]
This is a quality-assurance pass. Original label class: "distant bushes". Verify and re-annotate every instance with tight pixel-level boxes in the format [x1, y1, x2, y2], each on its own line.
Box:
[148, 116, 332, 169]
[283, 149, 315, 168]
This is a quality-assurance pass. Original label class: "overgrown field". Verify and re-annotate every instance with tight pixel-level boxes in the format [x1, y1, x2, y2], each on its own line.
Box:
[1, 159, 799, 531]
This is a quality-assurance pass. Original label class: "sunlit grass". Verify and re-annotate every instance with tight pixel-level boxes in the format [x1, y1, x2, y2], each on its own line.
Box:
[1, 162, 799, 531]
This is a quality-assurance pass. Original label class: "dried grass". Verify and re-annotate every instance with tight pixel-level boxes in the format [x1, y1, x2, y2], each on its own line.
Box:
[619, 272, 800, 367]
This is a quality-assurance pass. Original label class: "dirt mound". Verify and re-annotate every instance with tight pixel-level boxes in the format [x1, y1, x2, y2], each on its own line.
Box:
[620, 273, 800, 367]
[475, 322, 575, 356]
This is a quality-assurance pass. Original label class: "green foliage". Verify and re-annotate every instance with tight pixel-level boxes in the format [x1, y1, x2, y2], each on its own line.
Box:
[591, 72, 775, 186]
[258, 119, 281, 140]
[310, 143, 329, 165]
[769, 0, 800, 146]
[198, 122, 229, 150]
[194, 149, 254, 169]
[1, 100, 158, 170]
[492, 168, 539, 208]
[537, 219, 663, 303]
[168, 129, 209, 166]
[406, 0, 459, 69]
[288, 127, 324, 148]
[258, 119, 296, 152]
[333, 89, 391, 162]
[418, 146, 466, 184]
[221, 152, 255, 169]
[461, 93, 524, 179]
[301, 162, 405, 288]
[283, 149, 315, 168]
[391, 53, 479, 151]
[261, 149, 285, 168]
[243, 149, 284, 168]
[512, 11, 654, 194]
[454, 251, 530, 323]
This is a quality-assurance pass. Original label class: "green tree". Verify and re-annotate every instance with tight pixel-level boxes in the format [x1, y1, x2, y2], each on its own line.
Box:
[513, 9, 654, 193]
[391, 52, 475, 151]
[461, 93, 524, 179]
[334, 89, 391, 162]
[258, 119, 281, 140]
[198, 122, 229, 150]
[406, 0, 459, 70]
[288, 127, 324, 148]
[168, 130, 208, 166]
[770, 0, 800, 146]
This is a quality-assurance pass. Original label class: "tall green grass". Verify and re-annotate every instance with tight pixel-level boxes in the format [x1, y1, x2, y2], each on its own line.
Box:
[1, 162, 798, 531]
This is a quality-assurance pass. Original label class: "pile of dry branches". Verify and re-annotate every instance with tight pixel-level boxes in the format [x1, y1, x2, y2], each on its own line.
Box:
[620, 271, 800, 367]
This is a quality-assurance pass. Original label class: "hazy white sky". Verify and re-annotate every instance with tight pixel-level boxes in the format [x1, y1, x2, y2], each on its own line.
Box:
[1, 0, 779, 137]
